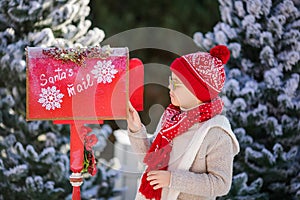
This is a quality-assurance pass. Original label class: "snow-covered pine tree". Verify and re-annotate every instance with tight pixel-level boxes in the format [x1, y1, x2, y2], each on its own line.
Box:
[0, 0, 119, 199]
[194, 0, 300, 199]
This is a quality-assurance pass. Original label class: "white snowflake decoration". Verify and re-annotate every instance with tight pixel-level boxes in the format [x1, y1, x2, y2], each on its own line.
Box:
[91, 60, 118, 84]
[38, 86, 64, 110]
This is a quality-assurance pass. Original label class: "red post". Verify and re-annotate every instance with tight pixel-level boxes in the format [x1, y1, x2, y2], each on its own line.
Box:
[69, 122, 84, 200]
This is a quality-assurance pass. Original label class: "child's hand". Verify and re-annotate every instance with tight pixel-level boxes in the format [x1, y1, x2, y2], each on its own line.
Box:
[147, 170, 171, 190]
[127, 101, 142, 133]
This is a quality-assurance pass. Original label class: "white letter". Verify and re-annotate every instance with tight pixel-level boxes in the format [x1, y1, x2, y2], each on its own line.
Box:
[67, 84, 76, 97]
[40, 74, 47, 86]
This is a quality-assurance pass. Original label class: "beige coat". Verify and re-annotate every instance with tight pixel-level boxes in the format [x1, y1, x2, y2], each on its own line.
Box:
[128, 115, 240, 200]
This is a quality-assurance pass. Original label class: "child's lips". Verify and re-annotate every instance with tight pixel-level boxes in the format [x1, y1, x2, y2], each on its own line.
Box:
[169, 92, 174, 98]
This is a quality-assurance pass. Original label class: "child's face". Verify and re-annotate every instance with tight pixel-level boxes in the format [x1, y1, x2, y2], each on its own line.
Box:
[169, 73, 200, 109]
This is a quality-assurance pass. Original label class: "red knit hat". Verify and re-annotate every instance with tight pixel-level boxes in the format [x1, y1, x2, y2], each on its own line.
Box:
[170, 45, 230, 102]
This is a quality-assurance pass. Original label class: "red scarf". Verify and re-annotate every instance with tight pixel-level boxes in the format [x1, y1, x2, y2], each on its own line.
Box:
[139, 97, 224, 200]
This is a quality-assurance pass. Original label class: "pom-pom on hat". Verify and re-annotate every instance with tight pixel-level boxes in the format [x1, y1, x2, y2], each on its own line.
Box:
[170, 45, 230, 102]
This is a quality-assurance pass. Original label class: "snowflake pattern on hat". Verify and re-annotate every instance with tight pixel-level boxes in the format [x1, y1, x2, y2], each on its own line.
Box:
[38, 86, 64, 110]
[183, 53, 225, 92]
[91, 60, 118, 84]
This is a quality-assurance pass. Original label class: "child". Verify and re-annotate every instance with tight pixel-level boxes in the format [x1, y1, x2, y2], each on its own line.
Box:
[127, 45, 240, 200]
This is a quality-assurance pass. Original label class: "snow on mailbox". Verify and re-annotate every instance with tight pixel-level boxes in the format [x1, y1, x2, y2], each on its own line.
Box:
[26, 46, 129, 121]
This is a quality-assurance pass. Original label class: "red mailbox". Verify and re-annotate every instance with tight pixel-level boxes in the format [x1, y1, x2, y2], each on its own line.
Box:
[26, 46, 144, 200]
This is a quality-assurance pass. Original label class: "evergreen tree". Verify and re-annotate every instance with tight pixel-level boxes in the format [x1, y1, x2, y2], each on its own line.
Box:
[0, 0, 119, 199]
[194, 0, 300, 199]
